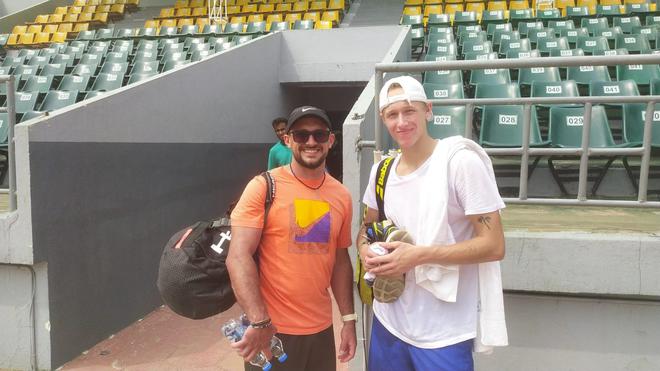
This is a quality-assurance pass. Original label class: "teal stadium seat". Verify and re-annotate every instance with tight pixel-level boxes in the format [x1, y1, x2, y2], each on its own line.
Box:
[39, 63, 66, 78]
[39, 90, 79, 111]
[528, 27, 556, 48]
[548, 20, 576, 36]
[582, 17, 610, 36]
[567, 64, 611, 96]
[91, 72, 125, 92]
[547, 105, 621, 195]
[427, 14, 451, 27]
[517, 21, 544, 37]
[621, 102, 660, 191]
[493, 30, 520, 49]
[463, 51, 498, 60]
[518, 66, 561, 96]
[127, 72, 158, 84]
[481, 10, 507, 28]
[479, 105, 549, 147]
[293, 20, 314, 30]
[536, 8, 562, 26]
[616, 64, 660, 95]
[12, 91, 39, 114]
[180, 25, 198, 35]
[202, 24, 223, 34]
[576, 35, 610, 54]
[596, 5, 623, 22]
[26, 56, 50, 68]
[498, 38, 531, 57]
[486, 23, 512, 39]
[531, 80, 581, 127]
[566, 6, 591, 25]
[423, 82, 465, 100]
[453, 11, 478, 27]
[58, 74, 91, 92]
[538, 37, 570, 56]
[20, 75, 54, 93]
[114, 28, 136, 38]
[613, 16, 642, 34]
[429, 105, 468, 139]
[614, 33, 652, 54]
[625, 3, 653, 17]
[594, 26, 623, 49]
[510, 9, 535, 29]
[427, 42, 458, 56]
[589, 79, 640, 120]
[423, 69, 463, 85]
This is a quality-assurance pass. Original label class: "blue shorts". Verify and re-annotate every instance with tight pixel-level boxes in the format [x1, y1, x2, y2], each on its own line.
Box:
[368, 316, 474, 371]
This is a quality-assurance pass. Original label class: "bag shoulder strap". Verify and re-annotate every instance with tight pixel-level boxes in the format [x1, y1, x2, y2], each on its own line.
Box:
[374, 156, 395, 221]
[211, 171, 275, 228]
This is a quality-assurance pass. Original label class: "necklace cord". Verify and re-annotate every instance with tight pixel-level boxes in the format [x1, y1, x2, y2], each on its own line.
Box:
[289, 164, 326, 190]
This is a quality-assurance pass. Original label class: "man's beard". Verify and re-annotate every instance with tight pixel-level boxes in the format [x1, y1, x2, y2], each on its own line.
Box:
[292, 146, 326, 169]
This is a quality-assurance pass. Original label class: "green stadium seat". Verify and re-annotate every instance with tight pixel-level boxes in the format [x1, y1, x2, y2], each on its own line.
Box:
[2, 56, 26, 67]
[589, 79, 640, 120]
[12, 65, 38, 81]
[39, 90, 79, 111]
[625, 3, 653, 17]
[136, 39, 158, 53]
[100, 62, 129, 76]
[161, 59, 191, 72]
[594, 26, 623, 49]
[646, 15, 660, 26]
[518, 66, 561, 96]
[38, 47, 59, 58]
[293, 20, 314, 30]
[427, 30, 455, 46]
[479, 105, 549, 147]
[423, 82, 465, 100]
[84, 91, 105, 100]
[76, 30, 96, 40]
[547, 105, 620, 195]
[214, 40, 236, 52]
[462, 40, 493, 54]
[127, 72, 158, 84]
[401, 14, 423, 28]
[269, 21, 290, 32]
[90, 72, 124, 92]
[481, 10, 507, 27]
[486, 22, 512, 39]
[652, 78, 660, 94]
[567, 64, 611, 95]
[202, 24, 223, 34]
[233, 35, 254, 45]
[463, 51, 498, 60]
[137, 27, 157, 37]
[159, 26, 179, 36]
[498, 38, 532, 57]
[510, 9, 535, 28]
[159, 42, 185, 55]
[621, 102, 660, 191]
[566, 6, 591, 25]
[180, 25, 198, 35]
[427, 14, 451, 27]
[469, 68, 511, 88]
[96, 28, 115, 39]
[548, 20, 576, 36]
[130, 60, 159, 75]
[20, 75, 53, 93]
[424, 54, 457, 61]
[429, 105, 468, 139]
[459, 31, 488, 48]
[616, 64, 660, 95]
[17, 49, 39, 59]
[596, 5, 623, 22]
[105, 51, 129, 64]
[633, 26, 658, 49]
[560, 27, 589, 48]
[613, 16, 642, 34]
[410, 27, 425, 51]
[453, 11, 478, 27]
[517, 21, 544, 37]
[581, 17, 610, 36]
[493, 30, 520, 48]
[427, 42, 458, 56]
[12, 91, 39, 114]
[114, 28, 136, 38]
[0, 34, 8, 48]
[245, 21, 267, 35]
[0, 112, 9, 154]
[536, 8, 563, 25]
[132, 51, 157, 65]
[58, 74, 91, 91]
[537, 37, 570, 56]
[113, 40, 134, 54]
[528, 27, 556, 47]
[63, 46, 85, 60]
[26, 56, 50, 69]
[475, 82, 521, 98]
[191, 49, 214, 61]
[50, 54, 74, 68]
[614, 33, 652, 53]
[506, 49, 541, 58]
[576, 35, 610, 54]
[79, 53, 102, 72]
[531, 80, 581, 127]
[423, 69, 463, 84]
[19, 110, 45, 122]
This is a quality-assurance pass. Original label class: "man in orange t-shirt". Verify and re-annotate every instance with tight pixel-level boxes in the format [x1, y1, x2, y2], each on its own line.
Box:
[228, 106, 356, 371]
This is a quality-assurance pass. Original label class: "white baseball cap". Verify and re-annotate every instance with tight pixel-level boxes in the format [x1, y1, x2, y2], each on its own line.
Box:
[378, 76, 429, 112]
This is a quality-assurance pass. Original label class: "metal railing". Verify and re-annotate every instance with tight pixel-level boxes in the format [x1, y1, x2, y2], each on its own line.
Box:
[373, 54, 660, 208]
[1, 75, 17, 211]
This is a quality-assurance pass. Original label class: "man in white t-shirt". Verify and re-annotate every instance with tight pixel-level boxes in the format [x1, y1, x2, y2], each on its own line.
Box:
[357, 76, 507, 371]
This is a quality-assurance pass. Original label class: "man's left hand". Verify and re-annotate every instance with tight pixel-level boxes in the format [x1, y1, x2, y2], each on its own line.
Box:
[337, 321, 356, 363]
[366, 241, 418, 276]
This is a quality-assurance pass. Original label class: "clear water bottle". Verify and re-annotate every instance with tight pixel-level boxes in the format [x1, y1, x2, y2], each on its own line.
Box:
[221, 319, 272, 371]
[238, 314, 288, 364]
[270, 336, 288, 363]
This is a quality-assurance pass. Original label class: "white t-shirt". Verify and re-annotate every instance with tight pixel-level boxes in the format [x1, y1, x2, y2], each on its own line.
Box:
[363, 145, 505, 349]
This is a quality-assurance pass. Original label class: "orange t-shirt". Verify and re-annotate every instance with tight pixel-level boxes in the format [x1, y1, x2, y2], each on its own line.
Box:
[231, 166, 353, 335]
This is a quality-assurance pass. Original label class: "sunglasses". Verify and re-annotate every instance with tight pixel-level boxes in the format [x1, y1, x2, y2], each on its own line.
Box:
[289, 129, 331, 144]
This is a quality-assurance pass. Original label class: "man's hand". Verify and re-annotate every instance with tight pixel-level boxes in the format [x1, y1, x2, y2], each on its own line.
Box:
[230, 324, 278, 362]
[366, 241, 419, 276]
[337, 322, 357, 363]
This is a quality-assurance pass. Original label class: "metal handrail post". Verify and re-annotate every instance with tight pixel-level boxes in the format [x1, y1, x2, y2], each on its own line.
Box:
[638, 100, 655, 203]
[465, 103, 474, 139]
[519, 103, 532, 200]
[577, 102, 593, 201]
[6, 77, 17, 211]
[374, 72, 383, 154]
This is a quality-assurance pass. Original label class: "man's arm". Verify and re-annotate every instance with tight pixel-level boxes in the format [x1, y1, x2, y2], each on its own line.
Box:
[226, 225, 276, 361]
[367, 210, 505, 277]
[330, 248, 356, 362]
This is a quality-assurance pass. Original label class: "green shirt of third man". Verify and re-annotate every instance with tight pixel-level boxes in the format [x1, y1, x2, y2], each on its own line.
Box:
[268, 141, 292, 170]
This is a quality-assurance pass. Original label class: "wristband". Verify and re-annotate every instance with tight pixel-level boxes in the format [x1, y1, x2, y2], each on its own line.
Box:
[250, 318, 272, 329]
[341, 313, 357, 322]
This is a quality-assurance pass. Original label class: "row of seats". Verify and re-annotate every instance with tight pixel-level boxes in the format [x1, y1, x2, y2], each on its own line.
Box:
[70, 0, 138, 6]
[171, 0, 345, 6]
[0, 34, 259, 116]
[4, 0, 139, 47]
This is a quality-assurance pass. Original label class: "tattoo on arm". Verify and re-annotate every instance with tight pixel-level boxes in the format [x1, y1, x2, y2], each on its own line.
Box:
[478, 216, 492, 230]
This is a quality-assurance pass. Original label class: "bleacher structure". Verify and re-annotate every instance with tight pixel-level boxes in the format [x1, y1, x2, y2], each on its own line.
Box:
[0, 0, 350, 136]
[398, 0, 659, 196]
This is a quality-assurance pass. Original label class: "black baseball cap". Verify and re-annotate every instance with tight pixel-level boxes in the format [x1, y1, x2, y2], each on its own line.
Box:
[286, 106, 332, 131]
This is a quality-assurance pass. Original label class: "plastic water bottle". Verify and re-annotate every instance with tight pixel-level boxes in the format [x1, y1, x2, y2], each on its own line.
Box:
[270, 336, 288, 363]
[221, 319, 272, 371]
[239, 314, 288, 364]
[363, 243, 389, 286]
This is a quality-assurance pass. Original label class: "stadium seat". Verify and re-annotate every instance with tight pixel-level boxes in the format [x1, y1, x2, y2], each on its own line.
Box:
[479, 105, 549, 147]
[39, 90, 79, 111]
[613, 16, 643, 34]
[538, 37, 571, 55]
[127, 72, 158, 85]
[596, 4, 623, 21]
[58, 74, 91, 92]
[510, 9, 536, 28]
[486, 22, 512, 39]
[528, 28, 557, 47]
[625, 3, 654, 17]
[19, 110, 45, 122]
[96, 28, 114, 39]
[621, 102, 660, 191]
[481, 10, 506, 27]
[576, 35, 610, 54]
[560, 27, 589, 48]
[614, 33, 652, 53]
[567, 64, 612, 95]
[429, 105, 468, 139]
[547, 105, 620, 195]
[12, 92, 39, 114]
[581, 17, 610, 35]
[423, 82, 465, 100]
[518, 66, 561, 96]
[616, 64, 660, 94]
[517, 21, 545, 37]
[190, 49, 214, 61]
[161, 59, 191, 72]
[566, 6, 591, 23]
[463, 51, 498, 60]
[537, 8, 563, 25]
[531, 80, 581, 126]
[20, 75, 54, 93]
[91, 72, 124, 91]
[424, 69, 464, 84]
[493, 30, 521, 49]
[462, 40, 493, 54]
[40, 63, 66, 78]
[427, 42, 458, 56]
[589, 79, 640, 120]
[100, 62, 129, 76]
[594, 26, 623, 49]
[498, 38, 532, 56]
[293, 20, 314, 30]
[469, 68, 511, 88]
[506, 49, 541, 58]
[453, 11, 478, 27]
[13, 65, 38, 81]
[115, 28, 136, 38]
[427, 14, 451, 27]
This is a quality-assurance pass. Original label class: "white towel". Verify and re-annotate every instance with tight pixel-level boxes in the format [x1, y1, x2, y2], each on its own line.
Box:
[413, 135, 508, 351]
